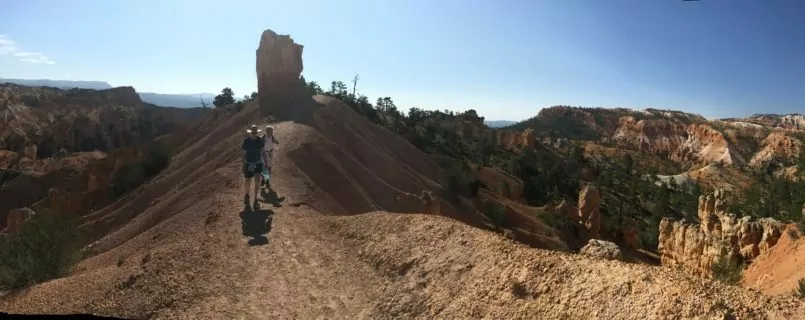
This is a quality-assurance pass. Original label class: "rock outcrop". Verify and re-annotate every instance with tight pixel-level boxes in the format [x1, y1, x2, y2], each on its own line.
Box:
[748, 131, 803, 168]
[657, 189, 786, 277]
[580, 239, 623, 261]
[577, 184, 601, 238]
[256, 29, 307, 116]
[611, 116, 688, 157]
[4, 207, 35, 234]
[495, 129, 535, 151]
[671, 123, 745, 167]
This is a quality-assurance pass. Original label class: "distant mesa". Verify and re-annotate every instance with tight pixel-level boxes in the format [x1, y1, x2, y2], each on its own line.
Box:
[0, 78, 215, 108]
[485, 120, 517, 128]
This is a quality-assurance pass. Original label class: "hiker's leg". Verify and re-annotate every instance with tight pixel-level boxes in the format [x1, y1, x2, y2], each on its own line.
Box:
[266, 165, 272, 190]
[253, 172, 261, 198]
[242, 163, 250, 196]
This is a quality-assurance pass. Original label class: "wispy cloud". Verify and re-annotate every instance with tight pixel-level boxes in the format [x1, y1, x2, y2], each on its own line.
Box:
[0, 34, 55, 65]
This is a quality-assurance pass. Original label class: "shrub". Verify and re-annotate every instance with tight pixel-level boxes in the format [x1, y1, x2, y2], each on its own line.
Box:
[112, 163, 146, 196]
[0, 212, 84, 290]
[711, 253, 742, 285]
[142, 143, 171, 178]
[538, 212, 571, 231]
[483, 201, 507, 228]
[111, 143, 172, 196]
[794, 278, 805, 299]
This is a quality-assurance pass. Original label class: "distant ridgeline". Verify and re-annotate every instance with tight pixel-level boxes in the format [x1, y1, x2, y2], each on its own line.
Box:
[0, 78, 215, 108]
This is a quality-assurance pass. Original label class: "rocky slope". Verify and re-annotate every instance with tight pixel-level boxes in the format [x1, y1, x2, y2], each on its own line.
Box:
[3, 29, 804, 319]
[0, 84, 205, 232]
[512, 106, 805, 172]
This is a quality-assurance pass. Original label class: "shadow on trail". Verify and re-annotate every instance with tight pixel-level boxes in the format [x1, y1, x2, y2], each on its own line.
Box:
[240, 207, 273, 246]
[261, 189, 286, 208]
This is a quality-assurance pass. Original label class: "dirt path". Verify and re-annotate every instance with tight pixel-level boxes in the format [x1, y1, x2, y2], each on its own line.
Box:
[156, 142, 385, 320]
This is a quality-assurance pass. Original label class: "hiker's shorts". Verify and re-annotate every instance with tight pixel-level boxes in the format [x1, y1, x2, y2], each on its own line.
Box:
[243, 161, 264, 179]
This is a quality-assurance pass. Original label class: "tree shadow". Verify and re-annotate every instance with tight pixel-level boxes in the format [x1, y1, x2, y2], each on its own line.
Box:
[261, 189, 286, 208]
[239, 207, 273, 246]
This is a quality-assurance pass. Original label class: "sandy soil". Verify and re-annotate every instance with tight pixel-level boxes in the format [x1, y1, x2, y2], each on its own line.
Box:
[744, 225, 805, 297]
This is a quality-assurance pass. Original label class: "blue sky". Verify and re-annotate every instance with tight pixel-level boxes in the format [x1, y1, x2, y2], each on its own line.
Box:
[1, 0, 803, 120]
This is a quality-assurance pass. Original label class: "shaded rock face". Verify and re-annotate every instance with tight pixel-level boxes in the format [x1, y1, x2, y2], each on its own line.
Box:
[4, 207, 35, 234]
[0, 146, 145, 231]
[657, 189, 785, 278]
[0, 84, 203, 159]
[44, 147, 144, 217]
[580, 239, 623, 261]
[256, 29, 307, 117]
[578, 184, 601, 238]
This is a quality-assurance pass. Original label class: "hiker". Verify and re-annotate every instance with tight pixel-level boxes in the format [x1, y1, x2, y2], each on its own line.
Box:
[262, 125, 280, 191]
[242, 125, 265, 209]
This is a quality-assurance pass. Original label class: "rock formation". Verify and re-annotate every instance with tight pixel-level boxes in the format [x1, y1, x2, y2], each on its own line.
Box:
[256, 29, 307, 116]
[4, 207, 35, 234]
[748, 130, 803, 168]
[657, 189, 785, 277]
[577, 184, 601, 238]
[0, 84, 202, 159]
[671, 123, 745, 167]
[495, 129, 536, 150]
[580, 239, 623, 261]
[611, 116, 688, 157]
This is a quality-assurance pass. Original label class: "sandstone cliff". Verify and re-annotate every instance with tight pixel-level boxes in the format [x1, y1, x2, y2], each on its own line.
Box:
[658, 189, 785, 277]
[611, 116, 688, 157]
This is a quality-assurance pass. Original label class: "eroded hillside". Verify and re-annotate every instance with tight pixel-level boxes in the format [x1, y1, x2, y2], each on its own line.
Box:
[0, 84, 206, 232]
[1, 28, 804, 319]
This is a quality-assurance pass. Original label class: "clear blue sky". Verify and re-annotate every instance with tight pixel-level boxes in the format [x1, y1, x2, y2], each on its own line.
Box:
[1, 0, 803, 120]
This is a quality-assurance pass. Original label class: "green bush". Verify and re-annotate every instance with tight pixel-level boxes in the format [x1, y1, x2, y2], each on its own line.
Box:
[0, 212, 84, 290]
[794, 278, 805, 299]
[142, 144, 171, 178]
[711, 253, 742, 285]
[483, 201, 507, 228]
[112, 163, 146, 196]
[111, 143, 172, 196]
[538, 212, 571, 231]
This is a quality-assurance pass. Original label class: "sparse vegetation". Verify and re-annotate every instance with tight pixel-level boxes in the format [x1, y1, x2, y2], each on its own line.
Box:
[112, 143, 172, 196]
[482, 201, 507, 228]
[711, 253, 742, 285]
[0, 211, 84, 290]
[794, 278, 805, 299]
[539, 213, 572, 232]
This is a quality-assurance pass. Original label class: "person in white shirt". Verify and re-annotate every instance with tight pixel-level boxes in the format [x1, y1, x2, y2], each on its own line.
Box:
[262, 125, 279, 191]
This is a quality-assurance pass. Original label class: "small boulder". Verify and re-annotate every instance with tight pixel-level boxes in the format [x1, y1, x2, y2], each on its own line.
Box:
[580, 239, 623, 261]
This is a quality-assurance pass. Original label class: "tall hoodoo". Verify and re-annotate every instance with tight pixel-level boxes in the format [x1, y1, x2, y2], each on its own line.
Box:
[256, 29, 306, 116]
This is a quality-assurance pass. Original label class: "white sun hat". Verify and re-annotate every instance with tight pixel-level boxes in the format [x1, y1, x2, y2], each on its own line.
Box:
[246, 124, 262, 133]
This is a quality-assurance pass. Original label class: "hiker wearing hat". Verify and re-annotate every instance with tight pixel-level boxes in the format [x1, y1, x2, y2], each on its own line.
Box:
[242, 124, 265, 209]
[261, 125, 279, 191]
